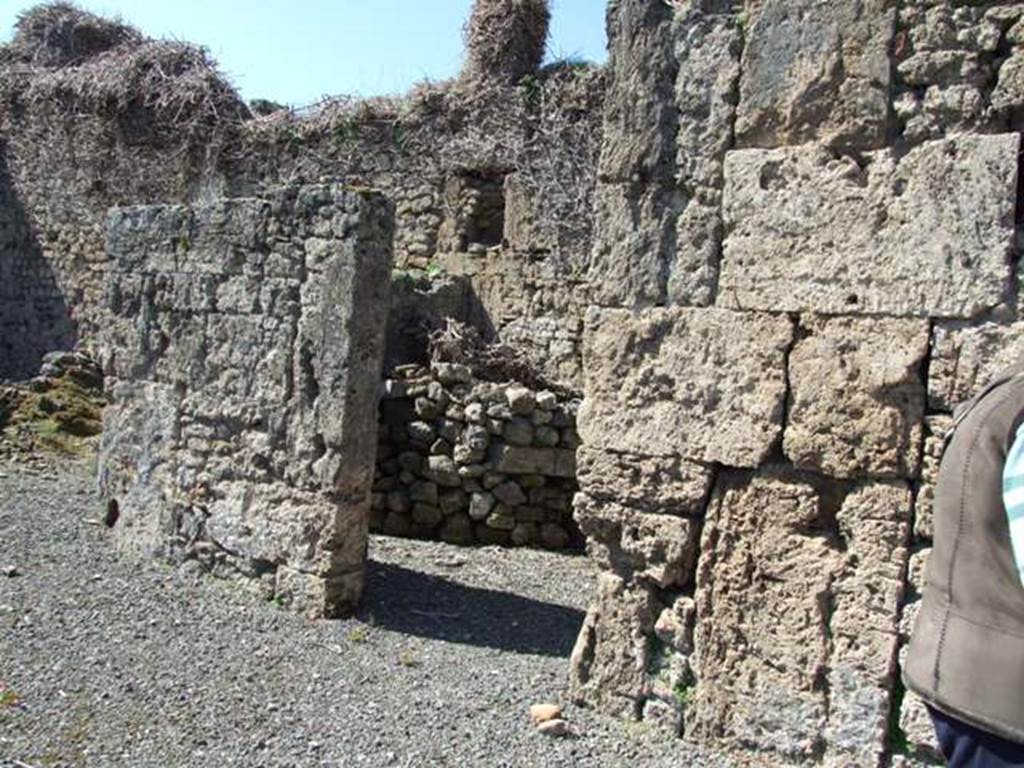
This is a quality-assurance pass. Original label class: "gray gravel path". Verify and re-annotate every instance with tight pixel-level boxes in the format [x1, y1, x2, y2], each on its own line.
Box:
[0, 463, 740, 767]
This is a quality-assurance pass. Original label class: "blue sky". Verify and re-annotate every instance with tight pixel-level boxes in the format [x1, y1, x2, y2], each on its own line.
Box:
[0, 1, 608, 106]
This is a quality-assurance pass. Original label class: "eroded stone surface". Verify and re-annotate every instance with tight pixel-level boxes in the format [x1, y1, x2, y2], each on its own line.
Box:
[915, 416, 951, 541]
[719, 134, 1019, 318]
[895, 3, 1024, 143]
[785, 316, 929, 480]
[691, 472, 835, 758]
[825, 483, 912, 767]
[568, 572, 658, 720]
[929, 321, 1024, 413]
[690, 473, 911, 765]
[736, 0, 895, 152]
[574, 493, 701, 589]
[578, 307, 792, 467]
[576, 447, 712, 516]
[98, 186, 393, 617]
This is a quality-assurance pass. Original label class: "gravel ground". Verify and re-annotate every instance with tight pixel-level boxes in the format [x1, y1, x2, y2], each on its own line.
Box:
[0, 462, 746, 768]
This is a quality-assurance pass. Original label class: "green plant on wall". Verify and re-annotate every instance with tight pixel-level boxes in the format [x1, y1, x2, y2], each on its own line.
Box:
[518, 74, 542, 111]
[332, 117, 360, 149]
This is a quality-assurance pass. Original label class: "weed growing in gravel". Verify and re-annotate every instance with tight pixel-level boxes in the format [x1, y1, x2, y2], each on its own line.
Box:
[396, 650, 420, 668]
[0, 684, 20, 708]
[346, 626, 370, 644]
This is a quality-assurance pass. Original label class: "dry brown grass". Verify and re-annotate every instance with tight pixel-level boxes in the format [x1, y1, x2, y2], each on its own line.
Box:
[463, 0, 551, 84]
[4, 1, 141, 67]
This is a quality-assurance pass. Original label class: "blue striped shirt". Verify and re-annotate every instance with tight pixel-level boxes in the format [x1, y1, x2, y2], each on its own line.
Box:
[1001, 425, 1024, 586]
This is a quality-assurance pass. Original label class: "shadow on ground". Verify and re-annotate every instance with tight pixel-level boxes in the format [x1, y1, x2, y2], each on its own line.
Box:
[359, 560, 586, 658]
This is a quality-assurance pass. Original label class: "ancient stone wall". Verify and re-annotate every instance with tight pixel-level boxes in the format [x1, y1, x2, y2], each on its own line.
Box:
[97, 186, 393, 618]
[0, 145, 74, 380]
[568, 1, 1024, 765]
[372, 361, 581, 549]
[0, 4, 602, 391]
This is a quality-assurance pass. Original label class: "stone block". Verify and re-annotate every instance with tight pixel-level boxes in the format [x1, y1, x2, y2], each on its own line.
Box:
[719, 134, 1019, 318]
[599, 0, 677, 184]
[735, 0, 895, 152]
[915, 416, 950, 541]
[588, 182, 675, 308]
[578, 307, 792, 467]
[691, 473, 910, 764]
[576, 447, 712, 516]
[569, 572, 659, 719]
[490, 444, 555, 475]
[898, 646, 941, 759]
[574, 493, 700, 589]
[825, 483, 912, 767]
[929, 321, 1024, 413]
[690, 472, 836, 757]
[785, 316, 929, 479]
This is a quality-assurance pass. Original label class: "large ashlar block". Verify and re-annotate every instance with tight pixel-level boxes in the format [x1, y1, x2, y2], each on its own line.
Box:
[719, 134, 1019, 318]
[576, 447, 713, 516]
[785, 316, 929, 479]
[735, 0, 895, 151]
[574, 493, 701, 589]
[578, 307, 793, 467]
[929, 321, 1024, 413]
[690, 472, 911, 765]
[598, 0, 678, 184]
[667, 8, 742, 308]
[588, 182, 677, 308]
[98, 185, 394, 618]
[569, 572, 659, 720]
[825, 483, 912, 767]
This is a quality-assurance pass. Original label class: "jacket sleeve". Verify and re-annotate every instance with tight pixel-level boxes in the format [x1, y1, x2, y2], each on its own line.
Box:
[1001, 424, 1024, 587]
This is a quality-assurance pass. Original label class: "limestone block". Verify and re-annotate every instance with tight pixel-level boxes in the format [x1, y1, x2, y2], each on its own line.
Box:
[785, 316, 929, 480]
[735, 0, 895, 152]
[666, 8, 742, 308]
[568, 572, 659, 719]
[692, 473, 910, 764]
[825, 482, 912, 767]
[929, 322, 1024, 413]
[719, 134, 1019, 318]
[574, 493, 701, 589]
[587, 182, 675, 308]
[690, 472, 838, 757]
[578, 307, 792, 467]
[915, 416, 951, 540]
[599, 0, 677, 183]
[576, 447, 712, 516]
[490, 444, 576, 478]
[898, 646, 941, 759]
[97, 381, 180, 559]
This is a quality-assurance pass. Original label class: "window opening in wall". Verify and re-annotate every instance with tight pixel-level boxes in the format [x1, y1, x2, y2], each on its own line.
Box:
[444, 171, 507, 253]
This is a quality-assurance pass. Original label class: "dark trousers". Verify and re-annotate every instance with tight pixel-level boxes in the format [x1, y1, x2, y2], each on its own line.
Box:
[930, 706, 1024, 767]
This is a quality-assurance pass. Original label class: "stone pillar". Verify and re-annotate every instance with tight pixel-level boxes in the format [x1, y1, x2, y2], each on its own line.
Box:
[97, 185, 394, 618]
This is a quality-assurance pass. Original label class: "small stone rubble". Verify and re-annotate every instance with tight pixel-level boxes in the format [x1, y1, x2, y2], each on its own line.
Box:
[371, 362, 581, 550]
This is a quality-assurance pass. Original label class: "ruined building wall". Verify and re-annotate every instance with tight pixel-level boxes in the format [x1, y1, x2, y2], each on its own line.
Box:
[97, 186, 393, 617]
[0, 143, 74, 379]
[0, 49, 603, 390]
[568, 1, 1024, 765]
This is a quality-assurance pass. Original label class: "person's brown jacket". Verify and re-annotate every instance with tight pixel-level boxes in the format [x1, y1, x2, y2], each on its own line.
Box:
[905, 365, 1024, 744]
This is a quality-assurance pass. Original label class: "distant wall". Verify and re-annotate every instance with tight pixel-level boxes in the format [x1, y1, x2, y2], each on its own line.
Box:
[97, 186, 393, 618]
[372, 362, 581, 549]
[0, 146, 74, 380]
